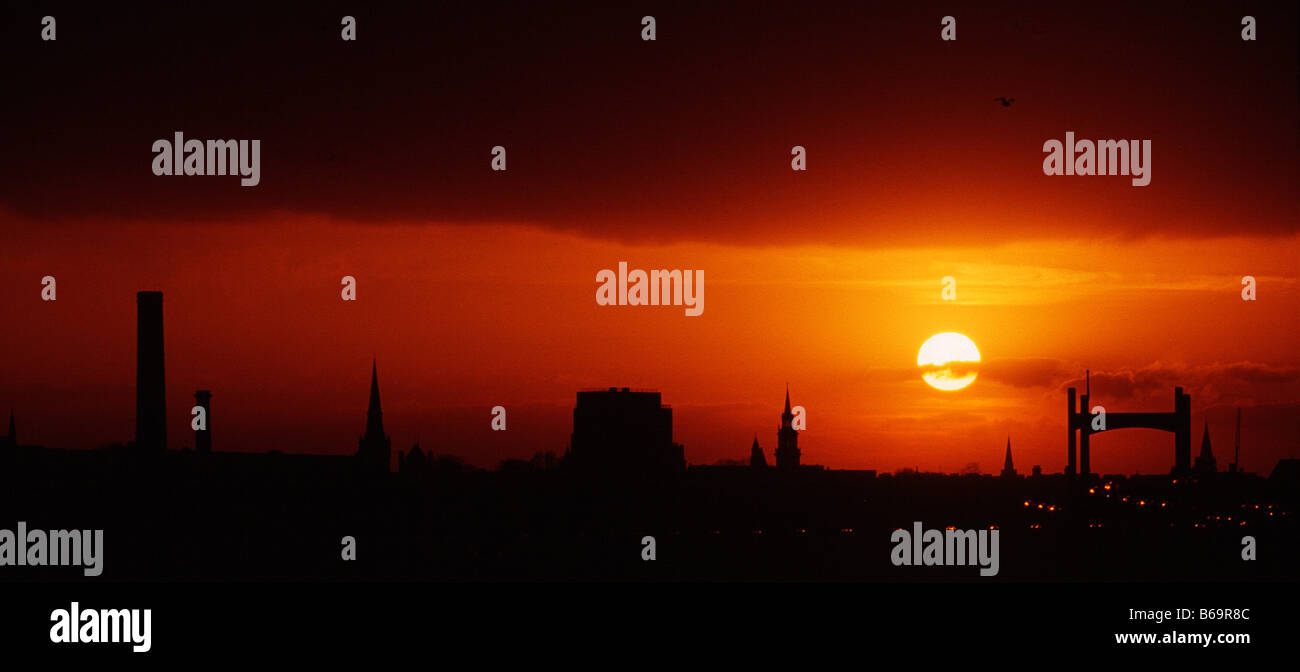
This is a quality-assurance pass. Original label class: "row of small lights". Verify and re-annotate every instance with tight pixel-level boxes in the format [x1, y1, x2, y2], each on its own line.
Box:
[1085, 483, 1170, 508]
[1023, 500, 1060, 512]
[676, 503, 1288, 536]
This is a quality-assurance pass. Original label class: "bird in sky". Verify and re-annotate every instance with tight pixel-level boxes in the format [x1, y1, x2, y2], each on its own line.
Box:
[995, 97, 1015, 107]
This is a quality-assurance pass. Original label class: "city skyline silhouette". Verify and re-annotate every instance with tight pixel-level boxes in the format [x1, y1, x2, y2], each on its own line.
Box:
[2, 3, 1296, 478]
[0, 2, 1296, 660]
[3, 288, 1284, 482]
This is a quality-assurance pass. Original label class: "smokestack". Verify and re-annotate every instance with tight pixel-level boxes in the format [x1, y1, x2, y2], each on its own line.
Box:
[195, 390, 212, 454]
[136, 291, 166, 453]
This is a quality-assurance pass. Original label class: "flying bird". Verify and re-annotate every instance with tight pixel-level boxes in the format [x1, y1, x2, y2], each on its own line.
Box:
[995, 97, 1015, 107]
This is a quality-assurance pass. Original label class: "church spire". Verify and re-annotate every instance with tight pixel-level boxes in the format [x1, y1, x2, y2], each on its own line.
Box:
[750, 435, 766, 467]
[1195, 421, 1217, 474]
[1001, 435, 1017, 478]
[365, 359, 384, 439]
[357, 360, 391, 472]
[775, 385, 800, 468]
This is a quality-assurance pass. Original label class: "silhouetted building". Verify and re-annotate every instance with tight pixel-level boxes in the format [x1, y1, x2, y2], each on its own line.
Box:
[531, 451, 559, 471]
[567, 387, 685, 474]
[775, 387, 800, 469]
[194, 390, 212, 454]
[1067, 374, 1191, 477]
[135, 291, 166, 453]
[399, 442, 431, 477]
[1031, 465, 1042, 477]
[1001, 436, 1017, 478]
[356, 361, 391, 473]
[1271, 459, 1300, 484]
[1195, 422, 1217, 474]
[1, 410, 43, 454]
[750, 437, 767, 467]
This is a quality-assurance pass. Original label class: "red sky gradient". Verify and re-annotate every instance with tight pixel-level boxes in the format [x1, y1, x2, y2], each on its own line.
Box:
[0, 2, 1296, 474]
[2, 214, 1296, 474]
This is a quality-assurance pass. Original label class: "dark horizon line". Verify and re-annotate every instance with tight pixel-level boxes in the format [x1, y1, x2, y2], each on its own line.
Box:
[9, 441, 1278, 481]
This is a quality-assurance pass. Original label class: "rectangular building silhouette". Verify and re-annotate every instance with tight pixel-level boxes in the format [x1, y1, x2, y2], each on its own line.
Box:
[567, 388, 684, 474]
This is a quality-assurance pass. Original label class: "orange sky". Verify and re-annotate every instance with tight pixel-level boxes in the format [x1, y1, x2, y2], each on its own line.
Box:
[0, 3, 1296, 474]
[2, 213, 1296, 474]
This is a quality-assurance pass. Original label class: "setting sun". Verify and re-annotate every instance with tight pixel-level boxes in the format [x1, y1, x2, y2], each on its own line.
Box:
[918, 332, 981, 391]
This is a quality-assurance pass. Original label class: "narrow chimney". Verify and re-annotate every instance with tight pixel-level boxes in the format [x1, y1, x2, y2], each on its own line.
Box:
[136, 291, 166, 453]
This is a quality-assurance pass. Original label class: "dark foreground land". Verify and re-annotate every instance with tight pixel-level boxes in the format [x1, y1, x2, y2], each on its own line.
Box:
[2, 448, 1295, 582]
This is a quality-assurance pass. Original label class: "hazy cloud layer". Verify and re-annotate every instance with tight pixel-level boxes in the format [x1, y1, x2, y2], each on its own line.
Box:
[1, 2, 1295, 246]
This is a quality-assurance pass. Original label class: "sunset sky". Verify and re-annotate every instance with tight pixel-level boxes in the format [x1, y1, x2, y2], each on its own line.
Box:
[1, 2, 1296, 474]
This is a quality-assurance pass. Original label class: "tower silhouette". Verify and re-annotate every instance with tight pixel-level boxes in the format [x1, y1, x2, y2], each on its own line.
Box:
[750, 436, 767, 467]
[775, 386, 800, 469]
[1195, 421, 1217, 474]
[356, 361, 391, 472]
[1001, 436, 1017, 478]
[135, 291, 166, 454]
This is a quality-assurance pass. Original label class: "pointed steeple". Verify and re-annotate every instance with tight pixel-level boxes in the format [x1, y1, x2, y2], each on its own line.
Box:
[750, 435, 767, 467]
[776, 385, 800, 468]
[365, 360, 385, 440]
[1001, 435, 1017, 477]
[1195, 421, 1217, 474]
[357, 360, 392, 472]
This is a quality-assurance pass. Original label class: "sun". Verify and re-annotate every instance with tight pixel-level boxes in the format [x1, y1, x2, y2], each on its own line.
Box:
[917, 332, 981, 391]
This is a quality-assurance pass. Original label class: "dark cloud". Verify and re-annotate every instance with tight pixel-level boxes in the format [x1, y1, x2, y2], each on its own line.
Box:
[1061, 362, 1300, 407]
[897, 358, 1300, 407]
[0, 1, 1295, 246]
[974, 358, 1072, 388]
[889, 357, 1072, 388]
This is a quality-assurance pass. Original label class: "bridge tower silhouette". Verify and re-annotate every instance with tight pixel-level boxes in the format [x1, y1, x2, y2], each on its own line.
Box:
[1066, 371, 1191, 478]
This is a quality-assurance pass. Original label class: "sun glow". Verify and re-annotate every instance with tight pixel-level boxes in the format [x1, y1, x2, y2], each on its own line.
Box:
[917, 332, 980, 391]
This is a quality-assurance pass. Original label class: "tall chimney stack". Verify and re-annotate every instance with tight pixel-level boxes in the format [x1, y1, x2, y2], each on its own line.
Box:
[136, 291, 166, 453]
